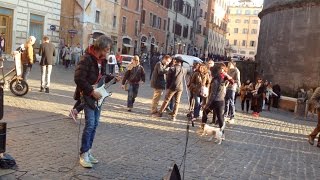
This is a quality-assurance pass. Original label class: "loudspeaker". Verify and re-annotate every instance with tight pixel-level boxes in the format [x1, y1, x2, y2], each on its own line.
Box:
[0, 122, 6, 153]
[163, 163, 181, 180]
[0, 87, 3, 120]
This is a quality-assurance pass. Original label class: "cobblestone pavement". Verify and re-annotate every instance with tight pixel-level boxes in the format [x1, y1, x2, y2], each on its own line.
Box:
[0, 61, 319, 180]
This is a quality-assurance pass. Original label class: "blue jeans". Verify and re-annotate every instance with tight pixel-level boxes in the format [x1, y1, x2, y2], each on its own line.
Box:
[127, 84, 139, 108]
[80, 105, 101, 154]
[108, 64, 115, 74]
[22, 64, 32, 82]
[193, 95, 201, 118]
[225, 89, 236, 119]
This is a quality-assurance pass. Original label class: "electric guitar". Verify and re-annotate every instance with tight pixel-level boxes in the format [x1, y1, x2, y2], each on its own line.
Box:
[83, 76, 117, 109]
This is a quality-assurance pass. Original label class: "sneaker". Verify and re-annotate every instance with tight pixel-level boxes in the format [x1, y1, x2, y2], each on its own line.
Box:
[39, 87, 44, 92]
[308, 135, 315, 145]
[79, 152, 93, 168]
[45, 87, 49, 93]
[88, 150, 99, 164]
[171, 116, 176, 121]
[127, 108, 132, 112]
[69, 109, 78, 122]
[153, 112, 162, 117]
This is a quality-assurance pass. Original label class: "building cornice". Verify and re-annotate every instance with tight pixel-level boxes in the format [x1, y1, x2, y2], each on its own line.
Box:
[259, 0, 320, 19]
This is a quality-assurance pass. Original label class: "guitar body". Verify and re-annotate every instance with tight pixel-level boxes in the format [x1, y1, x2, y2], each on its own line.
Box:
[94, 86, 112, 107]
[84, 76, 116, 109]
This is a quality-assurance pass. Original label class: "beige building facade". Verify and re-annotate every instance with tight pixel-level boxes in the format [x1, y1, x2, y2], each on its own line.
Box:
[227, 5, 262, 60]
[60, 0, 121, 52]
[0, 0, 61, 54]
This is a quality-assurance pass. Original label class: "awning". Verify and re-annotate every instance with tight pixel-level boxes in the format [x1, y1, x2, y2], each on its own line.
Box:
[123, 43, 133, 48]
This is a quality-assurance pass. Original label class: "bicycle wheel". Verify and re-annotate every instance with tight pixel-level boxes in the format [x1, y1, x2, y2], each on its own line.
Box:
[9, 79, 29, 96]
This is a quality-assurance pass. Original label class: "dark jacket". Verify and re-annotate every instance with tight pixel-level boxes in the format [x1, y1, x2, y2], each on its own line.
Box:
[166, 64, 185, 91]
[207, 75, 227, 103]
[189, 71, 210, 95]
[74, 46, 111, 100]
[39, 42, 56, 65]
[122, 65, 145, 85]
[150, 61, 170, 89]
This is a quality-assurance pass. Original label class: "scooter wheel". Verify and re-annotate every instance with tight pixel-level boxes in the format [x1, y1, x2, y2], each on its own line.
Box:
[10, 79, 29, 96]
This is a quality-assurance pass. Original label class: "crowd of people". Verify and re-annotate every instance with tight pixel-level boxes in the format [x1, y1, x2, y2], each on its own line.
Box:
[15, 35, 320, 169]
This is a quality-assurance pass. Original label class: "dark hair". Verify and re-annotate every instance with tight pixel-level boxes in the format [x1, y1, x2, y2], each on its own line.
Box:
[43, 36, 50, 41]
[93, 35, 112, 51]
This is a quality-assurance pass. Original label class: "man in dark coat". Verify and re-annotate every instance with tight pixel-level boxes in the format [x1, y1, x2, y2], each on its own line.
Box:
[39, 36, 56, 93]
[150, 55, 172, 114]
[149, 53, 160, 80]
[74, 35, 116, 168]
[155, 56, 185, 121]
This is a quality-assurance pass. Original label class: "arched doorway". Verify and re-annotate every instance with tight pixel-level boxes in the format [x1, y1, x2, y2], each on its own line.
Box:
[140, 36, 148, 54]
[122, 37, 133, 54]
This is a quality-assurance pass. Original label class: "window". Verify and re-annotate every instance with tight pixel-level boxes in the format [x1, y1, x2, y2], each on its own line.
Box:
[175, 23, 182, 36]
[203, 27, 206, 36]
[233, 40, 237, 46]
[249, 51, 255, 55]
[136, 0, 140, 11]
[113, 16, 117, 27]
[235, 19, 241, 23]
[95, 11, 100, 23]
[124, 0, 128, 7]
[240, 50, 246, 54]
[252, 20, 259, 24]
[236, 9, 242, 14]
[253, 10, 260, 15]
[204, 12, 207, 19]
[157, 17, 161, 29]
[245, 10, 251, 15]
[122, 17, 126, 34]
[234, 28, 238, 33]
[183, 25, 188, 38]
[244, 19, 249, 24]
[141, 10, 145, 24]
[190, 27, 193, 40]
[251, 29, 257, 34]
[165, 0, 172, 9]
[242, 28, 248, 34]
[199, 9, 203, 17]
[149, 13, 153, 26]
[167, 18, 170, 31]
[163, 19, 167, 31]
[242, 40, 246, 46]
[250, 41, 256, 47]
[134, 20, 139, 36]
[153, 15, 157, 27]
[29, 14, 44, 49]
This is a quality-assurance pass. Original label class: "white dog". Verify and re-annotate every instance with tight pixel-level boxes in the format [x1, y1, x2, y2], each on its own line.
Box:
[201, 124, 223, 144]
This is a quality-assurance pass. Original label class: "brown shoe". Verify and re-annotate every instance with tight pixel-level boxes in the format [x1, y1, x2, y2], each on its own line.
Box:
[308, 135, 315, 145]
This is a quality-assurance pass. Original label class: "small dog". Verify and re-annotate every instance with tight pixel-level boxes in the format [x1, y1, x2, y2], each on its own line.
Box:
[305, 101, 318, 120]
[201, 124, 223, 144]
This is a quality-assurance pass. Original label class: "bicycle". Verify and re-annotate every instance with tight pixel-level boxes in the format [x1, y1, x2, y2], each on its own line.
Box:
[0, 50, 29, 96]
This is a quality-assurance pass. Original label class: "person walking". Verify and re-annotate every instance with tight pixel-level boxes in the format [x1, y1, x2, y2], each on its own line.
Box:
[107, 52, 117, 74]
[73, 43, 82, 66]
[74, 35, 117, 168]
[224, 61, 241, 124]
[155, 56, 185, 121]
[21, 36, 36, 82]
[201, 64, 234, 141]
[251, 77, 265, 117]
[150, 55, 172, 114]
[39, 36, 56, 93]
[307, 87, 320, 147]
[0, 33, 5, 57]
[63, 45, 72, 68]
[121, 55, 146, 111]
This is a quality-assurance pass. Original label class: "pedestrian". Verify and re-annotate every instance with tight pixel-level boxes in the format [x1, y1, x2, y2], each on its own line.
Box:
[38, 36, 56, 93]
[121, 55, 146, 112]
[266, 82, 278, 111]
[115, 51, 122, 72]
[272, 84, 281, 108]
[189, 64, 210, 122]
[21, 36, 36, 82]
[74, 35, 117, 168]
[240, 80, 253, 113]
[201, 64, 234, 141]
[0, 33, 5, 57]
[251, 77, 265, 117]
[63, 45, 72, 68]
[307, 87, 320, 147]
[73, 43, 82, 65]
[187, 62, 200, 116]
[149, 53, 160, 80]
[150, 55, 172, 114]
[155, 56, 185, 121]
[224, 61, 241, 124]
[107, 52, 117, 74]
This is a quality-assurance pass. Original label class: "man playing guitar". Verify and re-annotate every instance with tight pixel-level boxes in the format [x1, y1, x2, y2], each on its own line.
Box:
[74, 35, 118, 168]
